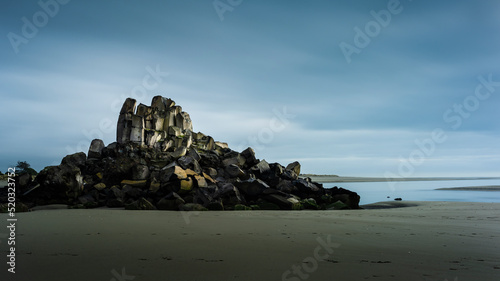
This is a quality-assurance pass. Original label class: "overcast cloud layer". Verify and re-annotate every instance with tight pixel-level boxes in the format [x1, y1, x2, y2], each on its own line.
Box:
[1, 0, 499, 177]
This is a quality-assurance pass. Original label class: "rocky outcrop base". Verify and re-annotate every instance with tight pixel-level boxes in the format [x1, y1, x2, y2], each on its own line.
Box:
[6, 96, 360, 211]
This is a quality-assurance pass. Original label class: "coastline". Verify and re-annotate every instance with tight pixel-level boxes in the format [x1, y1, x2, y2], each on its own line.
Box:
[305, 175, 500, 183]
[436, 185, 500, 191]
[2, 201, 500, 280]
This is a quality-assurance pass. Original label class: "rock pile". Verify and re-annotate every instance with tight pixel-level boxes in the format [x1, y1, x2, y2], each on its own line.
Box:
[12, 96, 360, 211]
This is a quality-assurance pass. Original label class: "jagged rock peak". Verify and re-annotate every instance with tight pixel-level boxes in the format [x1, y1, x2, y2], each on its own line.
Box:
[116, 96, 194, 150]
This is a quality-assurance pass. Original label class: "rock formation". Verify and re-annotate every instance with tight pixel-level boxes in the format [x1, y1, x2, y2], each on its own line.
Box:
[5, 96, 360, 211]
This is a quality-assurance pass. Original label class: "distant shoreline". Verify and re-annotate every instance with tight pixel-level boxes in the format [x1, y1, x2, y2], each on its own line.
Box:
[435, 185, 500, 191]
[304, 175, 500, 183]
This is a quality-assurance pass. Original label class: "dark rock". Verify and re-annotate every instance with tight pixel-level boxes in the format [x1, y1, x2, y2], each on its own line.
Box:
[106, 186, 125, 207]
[172, 146, 187, 158]
[78, 194, 96, 205]
[225, 164, 245, 178]
[125, 197, 157, 210]
[192, 187, 213, 206]
[276, 180, 294, 194]
[301, 198, 319, 210]
[102, 156, 137, 186]
[327, 186, 360, 209]
[207, 201, 224, 210]
[214, 183, 245, 206]
[17, 173, 32, 188]
[251, 160, 271, 176]
[204, 167, 218, 179]
[235, 178, 269, 197]
[157, 192, 185, 210]
[198, 151, 221, 168]
[222, 154, 246, 167]
[256, 199, 280, 210]
[293, 178, 321, 196]
[61, 152, 87, 169]
[122, 185, 143, 199]
[263, 194, 301, 210]
[178, 156, 202, 174]
[281, 169, 298, 180]
[161, 165, 187, 182]
[187, 148, 201, 162]
[286, 161, 301, 176]
[88, 139, 105, 159]
[132, 164, 150, 180]
[240, 147, 258, 167]
[26, 164, 84, 204]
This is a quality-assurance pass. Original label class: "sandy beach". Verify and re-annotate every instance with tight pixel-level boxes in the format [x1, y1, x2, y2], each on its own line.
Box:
[1, 201, 499, 281]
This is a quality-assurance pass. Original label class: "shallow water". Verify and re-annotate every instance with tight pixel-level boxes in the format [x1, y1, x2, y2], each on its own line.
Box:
[323, 179, 500, 205]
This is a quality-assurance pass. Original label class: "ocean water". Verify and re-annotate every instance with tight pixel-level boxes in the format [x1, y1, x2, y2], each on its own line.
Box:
[323, 179, 500, 205]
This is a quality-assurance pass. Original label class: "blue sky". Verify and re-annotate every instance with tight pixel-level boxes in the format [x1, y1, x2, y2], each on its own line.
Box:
[1, 0, 499, 177]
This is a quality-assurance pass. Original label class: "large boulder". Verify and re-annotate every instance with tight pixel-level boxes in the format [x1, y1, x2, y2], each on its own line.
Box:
[327, 187, 360, 209]
[157, 192, 185, 210]
[240, 147, 258, 167]
[263, 193, 302, 210]
[234, 178, 269, 197]
[161, 165, 188, 182]
[24, 164, 84, 205]
[88, 139, 105, 159]
[214, 183, 246, 206]
[251, 160, 271, 176]
[106, 185, 125, 207]
[61, 152, 87, 169]
[293, 178, 323, 197]
[286, 161, 301, 176]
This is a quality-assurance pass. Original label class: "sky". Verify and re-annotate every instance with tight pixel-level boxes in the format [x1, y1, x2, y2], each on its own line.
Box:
[1, 0, 499, 177]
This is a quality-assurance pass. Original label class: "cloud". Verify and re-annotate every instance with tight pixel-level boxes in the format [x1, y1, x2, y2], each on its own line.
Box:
[0, 0, 498, 177]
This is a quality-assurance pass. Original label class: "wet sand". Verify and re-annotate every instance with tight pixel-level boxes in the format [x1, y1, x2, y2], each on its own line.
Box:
[1, 201, 499, 281]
